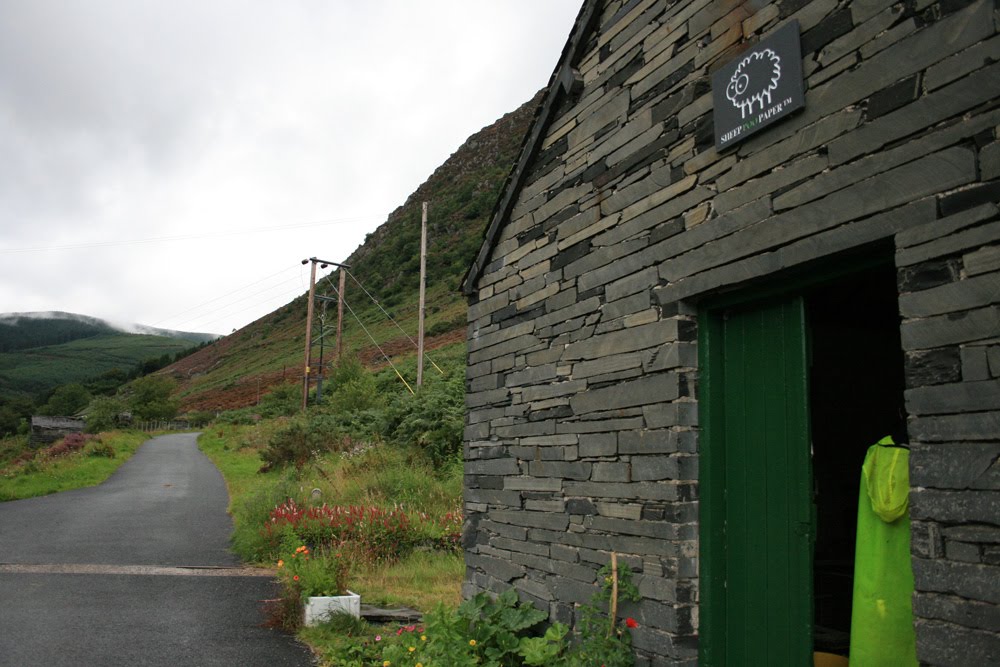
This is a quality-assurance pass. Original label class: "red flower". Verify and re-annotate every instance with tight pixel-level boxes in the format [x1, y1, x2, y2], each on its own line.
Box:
[625, 617, 639, 629]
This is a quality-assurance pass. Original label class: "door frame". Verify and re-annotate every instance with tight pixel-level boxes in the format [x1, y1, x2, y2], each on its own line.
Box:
[697, 250, 893, 664]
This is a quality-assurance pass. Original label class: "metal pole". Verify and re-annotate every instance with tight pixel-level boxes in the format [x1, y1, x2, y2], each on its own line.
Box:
[302, 258, 318, 411]
[316, 302, 326, 402]
[417, 202, 428, 387]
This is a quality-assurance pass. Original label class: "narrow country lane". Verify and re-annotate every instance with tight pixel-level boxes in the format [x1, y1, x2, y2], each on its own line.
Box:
[0, 433, 314, 666]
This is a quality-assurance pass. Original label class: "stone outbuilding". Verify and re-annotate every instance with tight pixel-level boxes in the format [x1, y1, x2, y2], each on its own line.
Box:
[29, 416, 86, 447]
[461, 0, 1000, 664]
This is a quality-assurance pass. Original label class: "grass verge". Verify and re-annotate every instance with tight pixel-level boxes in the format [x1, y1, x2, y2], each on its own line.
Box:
[199, 422, 462, 561]
[197, 422, 465, 666]
[0, 431, 150, 502]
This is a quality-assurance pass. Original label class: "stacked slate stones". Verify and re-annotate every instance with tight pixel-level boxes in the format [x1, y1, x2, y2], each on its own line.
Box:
[462, 0, 1000, 664]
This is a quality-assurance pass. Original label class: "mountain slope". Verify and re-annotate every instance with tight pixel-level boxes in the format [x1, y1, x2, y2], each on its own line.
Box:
[0, 312, 217, 399]
[167, 92, 543, 411]
[0, 312, 216, 353]
[0, 334, 198, 399]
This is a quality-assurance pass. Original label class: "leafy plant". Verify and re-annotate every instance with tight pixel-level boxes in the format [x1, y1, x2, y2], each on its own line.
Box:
[277, 540, 352, 598]
[265, 499, 415, 563]
[571, 559, 641, 667]
[128, 375, 179, 421]
[85, 395, 127, 433]
[377, 557, 641, 667]
[382, 373, 464, 466]
[38, 383, 91, 416]
[260, 419, 326, 470]
[325, 357, 384, 413]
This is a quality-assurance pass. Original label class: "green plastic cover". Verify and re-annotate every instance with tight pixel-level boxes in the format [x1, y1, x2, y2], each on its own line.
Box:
[849, 436, 918, 666]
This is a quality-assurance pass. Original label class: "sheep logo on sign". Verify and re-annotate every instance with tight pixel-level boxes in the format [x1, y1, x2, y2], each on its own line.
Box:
[711, 20, 804, 151]
[726, 48, 782, 119]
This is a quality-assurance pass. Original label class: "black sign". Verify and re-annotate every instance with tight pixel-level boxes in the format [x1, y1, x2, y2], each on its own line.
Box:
[712, 21, 805, 151]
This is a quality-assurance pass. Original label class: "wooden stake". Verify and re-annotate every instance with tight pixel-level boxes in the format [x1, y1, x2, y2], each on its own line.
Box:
[609, 552, 619, 638]
[417, 201, 428, 387]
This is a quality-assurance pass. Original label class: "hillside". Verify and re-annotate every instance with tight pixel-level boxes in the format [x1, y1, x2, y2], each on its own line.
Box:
[0, 312, 216, 352]
[0, 334, 198, 399]
[166, 92, 543, 411]
[0, 312, 216, 399]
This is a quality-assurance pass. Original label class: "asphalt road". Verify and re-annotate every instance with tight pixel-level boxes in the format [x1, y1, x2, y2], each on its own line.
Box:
[0, 433, 315, 666]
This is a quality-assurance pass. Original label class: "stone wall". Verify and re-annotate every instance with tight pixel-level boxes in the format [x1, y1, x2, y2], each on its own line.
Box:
[463, 0, 1000, 664]
[29, 416, 86, 446]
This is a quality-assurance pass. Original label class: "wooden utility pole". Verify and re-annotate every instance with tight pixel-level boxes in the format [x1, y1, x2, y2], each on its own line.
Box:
[302, 258, 319, 411]
[301, 257, 350, 411]
[336, 268, 346, 361]
[417, 201, 428, 387]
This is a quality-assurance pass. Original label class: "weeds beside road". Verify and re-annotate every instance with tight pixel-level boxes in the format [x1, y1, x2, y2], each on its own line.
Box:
[0, 431, 149, 502]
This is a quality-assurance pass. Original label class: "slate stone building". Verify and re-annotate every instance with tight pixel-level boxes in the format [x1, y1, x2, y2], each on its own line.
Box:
[461, 0, 999, 664]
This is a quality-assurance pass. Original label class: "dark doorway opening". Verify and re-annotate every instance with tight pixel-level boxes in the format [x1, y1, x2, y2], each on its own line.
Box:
[807, 264, 907, 653]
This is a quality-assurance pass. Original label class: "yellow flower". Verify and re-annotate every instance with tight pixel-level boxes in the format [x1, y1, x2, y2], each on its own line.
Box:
[276, 560, 283, 568]
[416, 664, 423, 667]
[421, 635, 427, 641]
[383, 662, 390, 667]
[408, 646, 415, 652]
[469, 639, 477, 646]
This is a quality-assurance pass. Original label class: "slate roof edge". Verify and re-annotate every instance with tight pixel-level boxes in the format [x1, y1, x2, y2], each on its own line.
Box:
[461, 0, 601, 296]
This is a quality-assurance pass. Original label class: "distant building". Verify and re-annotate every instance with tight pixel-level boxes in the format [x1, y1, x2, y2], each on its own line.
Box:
[30, 416, 85, 446]
[462, 0, 999, 664]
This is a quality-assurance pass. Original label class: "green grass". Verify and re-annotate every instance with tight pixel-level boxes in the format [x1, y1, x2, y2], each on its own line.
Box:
[0, 434, 30, 469]
[196, 421, 464, 600]
[197, 422, 290, 504]
[0, 431, 150, 501]
[353, 549, 465, 610]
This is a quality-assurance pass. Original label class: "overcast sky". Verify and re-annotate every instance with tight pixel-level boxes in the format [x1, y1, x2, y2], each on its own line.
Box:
[0, 1, 581, 336]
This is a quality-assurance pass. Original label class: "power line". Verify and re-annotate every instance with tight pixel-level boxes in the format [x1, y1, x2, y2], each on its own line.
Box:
[150, 266, 301, 328]
[330, 283, 414, 395]
[167, 278, 307, 333]
[342, 269, 444, 376]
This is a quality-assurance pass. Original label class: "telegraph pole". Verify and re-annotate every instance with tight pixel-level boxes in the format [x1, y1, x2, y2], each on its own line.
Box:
[302, 259, 318, 411]
[301, 257, 350, 410]
[336, 268, 346, 361]
[417, 201, 428, 387]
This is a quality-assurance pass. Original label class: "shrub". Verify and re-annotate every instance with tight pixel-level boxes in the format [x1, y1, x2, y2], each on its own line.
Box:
[46, 433, 92, 458]
[260, 420, 323, 471]
[85, 395, 127, 433]
[39, 384, 91, 416]
[425, 314, 465, 337]
[265, 500, 414, 563]
[84, 438, 116, 458]
[184, 410, 215, 427]
[377, 558, 641, 667]
[326, 358, 383, 413]
[258, 384, 300, 418]
[128, 375, 179, 421]
[383, 373, 463, 466]
[381, 588, 548, 667]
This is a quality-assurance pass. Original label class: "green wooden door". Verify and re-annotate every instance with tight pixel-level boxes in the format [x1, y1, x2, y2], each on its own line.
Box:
[700, 296, 814, 665]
